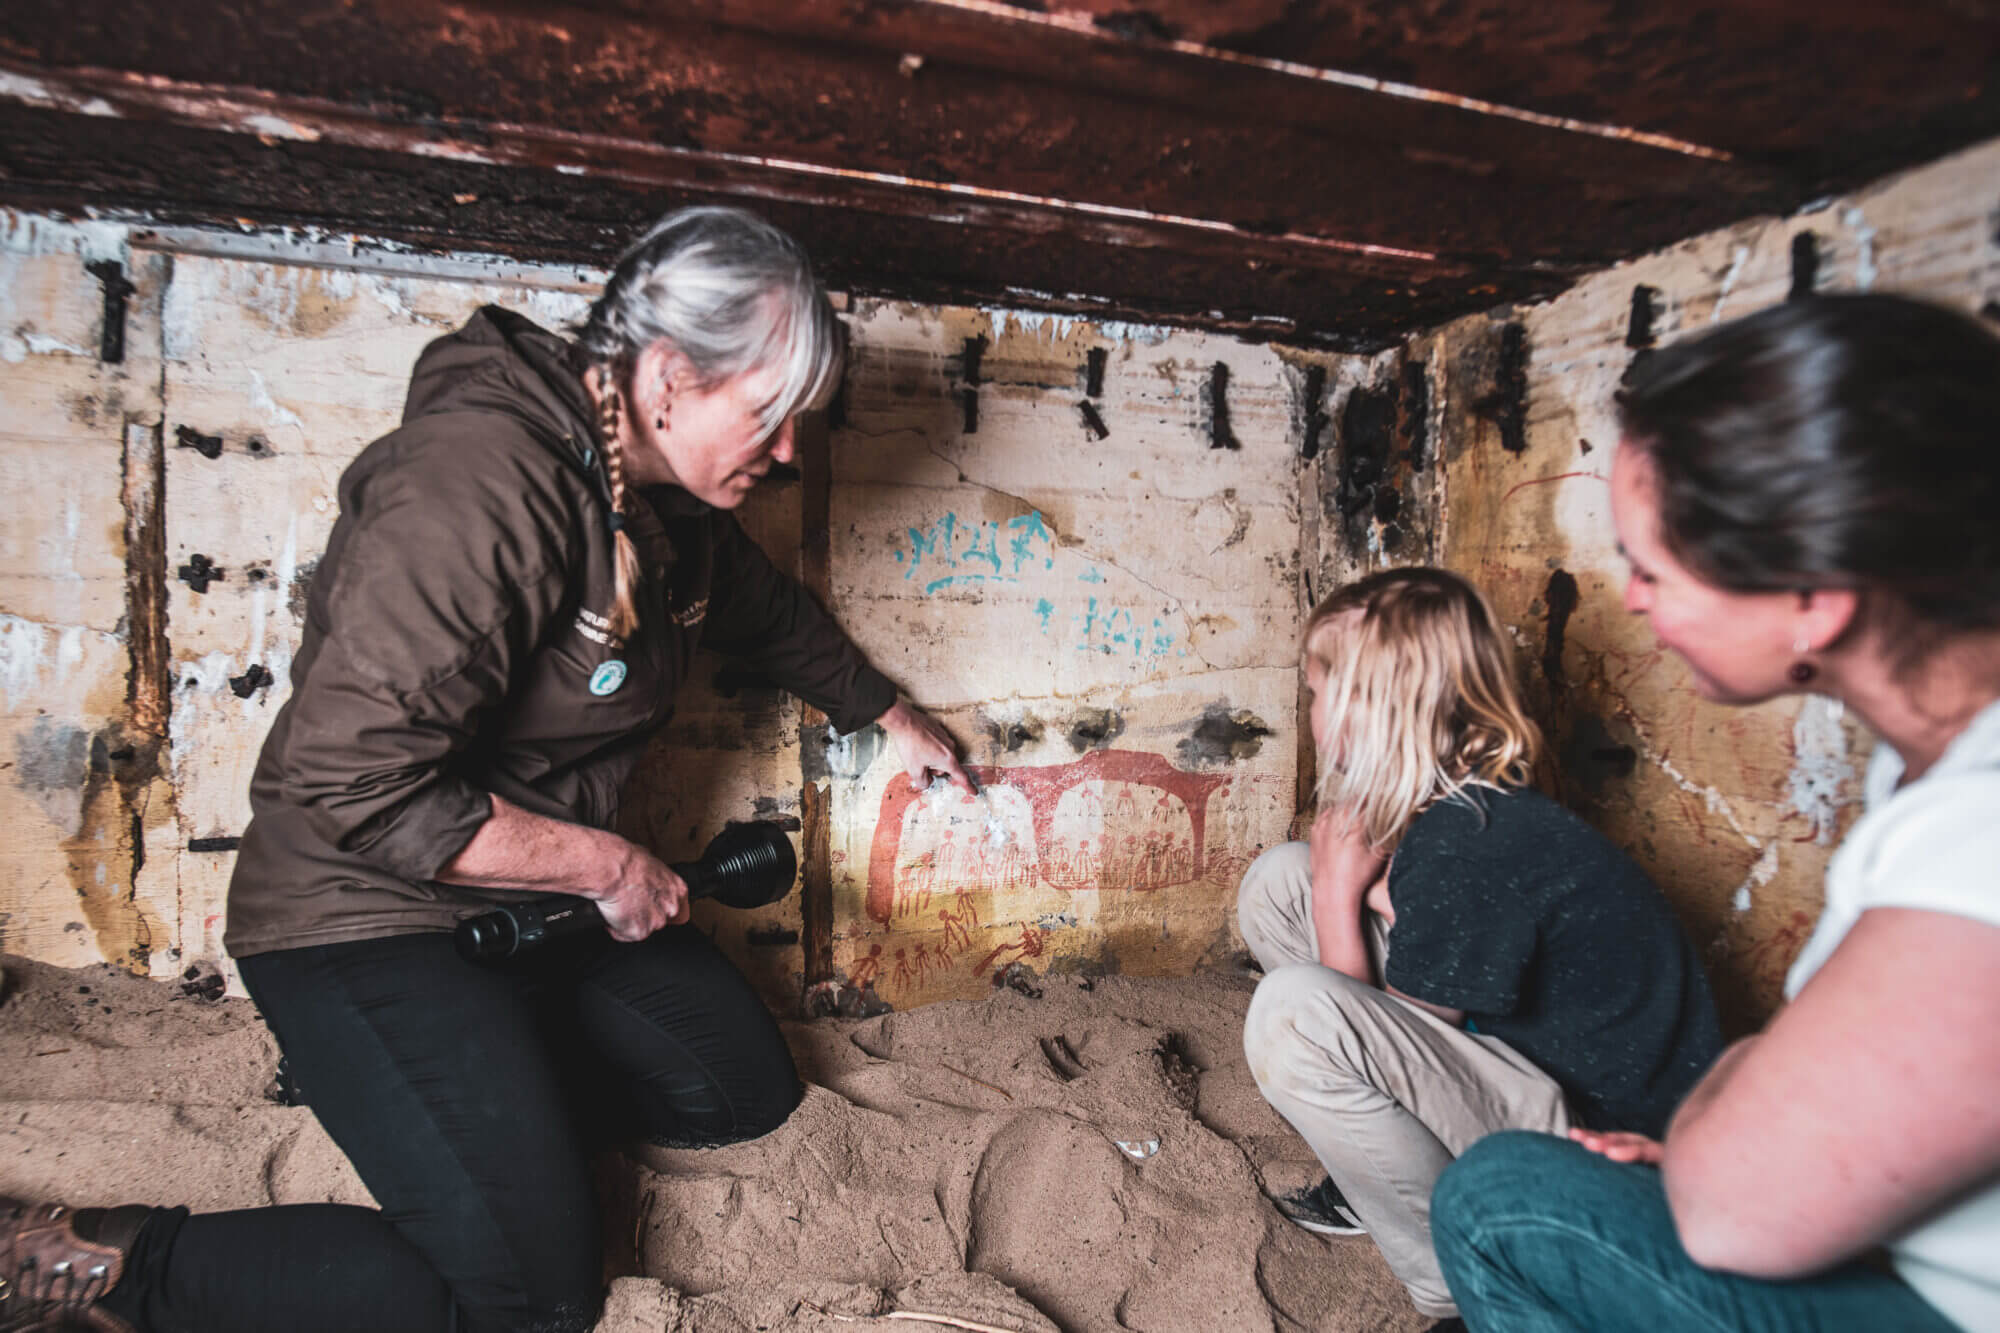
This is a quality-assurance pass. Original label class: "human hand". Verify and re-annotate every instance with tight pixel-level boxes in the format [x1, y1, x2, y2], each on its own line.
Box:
[593, 841, 691, 941]
[878, 698, 977, 795]
[1569, 1128, 1663, 1165]
[1310, 805, 1387, 904]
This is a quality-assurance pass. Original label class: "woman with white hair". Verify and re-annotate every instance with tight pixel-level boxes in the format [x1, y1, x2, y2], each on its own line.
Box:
[1, 206, 969, 1333]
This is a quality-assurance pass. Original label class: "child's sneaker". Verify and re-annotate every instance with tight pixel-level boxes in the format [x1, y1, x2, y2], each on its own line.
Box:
[1274, 1176, 1367, 1236]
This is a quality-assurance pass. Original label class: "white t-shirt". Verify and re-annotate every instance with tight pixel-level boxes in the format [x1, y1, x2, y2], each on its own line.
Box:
[1786, 698, 2000, 1333]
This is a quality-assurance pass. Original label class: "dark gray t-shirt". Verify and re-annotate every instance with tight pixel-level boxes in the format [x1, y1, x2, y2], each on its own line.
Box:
[1384, 784, 1723, 1137]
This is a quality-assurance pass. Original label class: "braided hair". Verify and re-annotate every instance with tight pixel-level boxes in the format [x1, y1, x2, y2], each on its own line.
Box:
[573, 206, 845, 638]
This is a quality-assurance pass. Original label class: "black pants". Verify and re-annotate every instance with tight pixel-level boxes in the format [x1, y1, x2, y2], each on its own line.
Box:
[99, 927, 801, 1333]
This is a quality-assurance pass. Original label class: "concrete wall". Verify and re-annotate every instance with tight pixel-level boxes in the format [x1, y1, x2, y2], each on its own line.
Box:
[7, 132, 1996, 1020]
[1322, 137, 2000, 1027]
[817, 304, 1325, 1006]
[0, 218, 1339, 1005]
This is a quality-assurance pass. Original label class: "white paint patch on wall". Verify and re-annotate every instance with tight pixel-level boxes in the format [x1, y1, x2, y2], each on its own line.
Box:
[1732, 842, 1779, 913]
[985, 305, 1173, 347]
[0, 209, 129, 263]
[1645, 746, 1764, 853]
[1711, 245, 1751, 323]
[0, 614, 99, 712]
[1843, 207, 1879, 290]
[246, 369, 308, 441]
[1788, 695, 1856, 845]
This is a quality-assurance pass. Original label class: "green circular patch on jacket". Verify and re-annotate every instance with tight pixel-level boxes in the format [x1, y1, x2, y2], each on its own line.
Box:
[589, 660, 628, 696]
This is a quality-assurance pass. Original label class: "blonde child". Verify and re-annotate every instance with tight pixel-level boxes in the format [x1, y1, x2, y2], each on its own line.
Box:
[1238, 567, 1721, 1324]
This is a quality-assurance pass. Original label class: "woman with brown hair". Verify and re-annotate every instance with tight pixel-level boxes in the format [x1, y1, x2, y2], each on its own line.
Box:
[1434, 294, 2000, 1332]
[1239, 567, 1721, 1325]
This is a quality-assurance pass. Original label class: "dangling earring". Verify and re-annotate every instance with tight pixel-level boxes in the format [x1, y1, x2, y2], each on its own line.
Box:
[1789, 633, 1816, 685]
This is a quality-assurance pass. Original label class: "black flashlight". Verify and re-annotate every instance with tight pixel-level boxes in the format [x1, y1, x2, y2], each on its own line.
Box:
[453, 820, 797, 963]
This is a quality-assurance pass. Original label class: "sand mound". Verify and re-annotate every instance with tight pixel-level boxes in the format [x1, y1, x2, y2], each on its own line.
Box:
[1, 956, 1422, 1332]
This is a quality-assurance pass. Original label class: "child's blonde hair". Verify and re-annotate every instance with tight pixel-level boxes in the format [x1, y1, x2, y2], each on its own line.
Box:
[1305, 567, 1541, 850]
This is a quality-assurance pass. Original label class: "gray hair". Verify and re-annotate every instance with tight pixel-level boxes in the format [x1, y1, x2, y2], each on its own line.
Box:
[574, 206, 845, 434]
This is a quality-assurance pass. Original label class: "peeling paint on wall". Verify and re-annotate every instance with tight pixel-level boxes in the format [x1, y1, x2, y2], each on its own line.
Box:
[1788, 696, 1856, 846]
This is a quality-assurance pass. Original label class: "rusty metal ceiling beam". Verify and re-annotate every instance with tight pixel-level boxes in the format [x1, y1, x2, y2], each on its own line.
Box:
[0, 0, 1784, 265]
[0, 104, 1524, 349]
[2, 0, 1993, 345]
[663, 0, 1996, 170]
[0, 58, 1467, 281]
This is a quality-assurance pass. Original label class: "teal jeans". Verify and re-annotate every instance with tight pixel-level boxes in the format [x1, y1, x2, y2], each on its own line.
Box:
[1432, 1132, 1962, 1332]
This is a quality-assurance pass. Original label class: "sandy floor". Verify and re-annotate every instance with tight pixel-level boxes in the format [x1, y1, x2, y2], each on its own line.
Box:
[0, 954, 1424, 1332]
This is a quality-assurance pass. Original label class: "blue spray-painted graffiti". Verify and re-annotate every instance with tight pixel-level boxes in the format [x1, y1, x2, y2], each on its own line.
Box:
[895, 510, 1182, 661]
[1075, 598, 1178, 659]
[897, 510, 1054, 593]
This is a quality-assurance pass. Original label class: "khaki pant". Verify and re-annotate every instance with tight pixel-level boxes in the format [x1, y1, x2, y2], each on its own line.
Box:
[1238, 842, 1572, 1318]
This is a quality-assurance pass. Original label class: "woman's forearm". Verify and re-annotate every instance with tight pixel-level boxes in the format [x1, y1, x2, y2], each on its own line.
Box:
[437, 792, 636, 898]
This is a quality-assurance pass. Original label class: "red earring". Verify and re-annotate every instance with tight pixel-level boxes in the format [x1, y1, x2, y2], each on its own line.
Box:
[1789, 633, 1815, 685]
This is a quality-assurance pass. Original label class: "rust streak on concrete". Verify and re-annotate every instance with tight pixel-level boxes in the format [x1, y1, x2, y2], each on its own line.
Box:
[796, 407, 835, 994]
[122, 419, 170, 742]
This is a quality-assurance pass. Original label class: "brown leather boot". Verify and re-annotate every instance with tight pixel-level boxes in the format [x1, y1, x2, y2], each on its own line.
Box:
[0, 1197, 146, 1333]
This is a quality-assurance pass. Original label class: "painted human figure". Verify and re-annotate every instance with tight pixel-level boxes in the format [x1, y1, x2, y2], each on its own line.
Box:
[847, 942, 883, 990]
[937, 907, 971, 955]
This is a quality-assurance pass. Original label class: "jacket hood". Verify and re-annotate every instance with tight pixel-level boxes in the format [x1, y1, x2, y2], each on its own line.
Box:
[402, 305, 603, 487]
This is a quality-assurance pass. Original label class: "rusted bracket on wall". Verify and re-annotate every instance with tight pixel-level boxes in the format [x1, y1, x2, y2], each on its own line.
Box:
[86, 260, 136, 364]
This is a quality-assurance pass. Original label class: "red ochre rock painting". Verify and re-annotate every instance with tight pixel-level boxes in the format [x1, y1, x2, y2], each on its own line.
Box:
[865, 748, 1228, 925]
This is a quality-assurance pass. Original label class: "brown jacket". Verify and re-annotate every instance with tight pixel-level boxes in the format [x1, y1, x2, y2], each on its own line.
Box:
[224, 307, 894, 956]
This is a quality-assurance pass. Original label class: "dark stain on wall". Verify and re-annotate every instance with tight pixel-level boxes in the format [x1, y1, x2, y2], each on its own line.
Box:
[287, 557, 320, 622]
[1473, 321, 1530, 454]
[1401, 359, 1430, 471]
[176, 553, 224, 593]
[959, 334, 987, 388]
[1176, 703, 1273, 769]
[982, 712, 1047, 753]
[188, 835, 243, 852]
[748, 796, 803, 831]
[958, 334, 986, 435]
[1204, 362, 1239, 450]
[1562, 712, 1640, 796]
[746, 923, 801, 948]
[59, 721, 157, 971]
[16, 716, 90, 797]
[1065, 707, 1126, 753]
[1789, 231, 1821, 301]
[1298, 364, 1330, 461]
[1540, 568, 1581, 692]
[1333, 381, 1397, 557]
